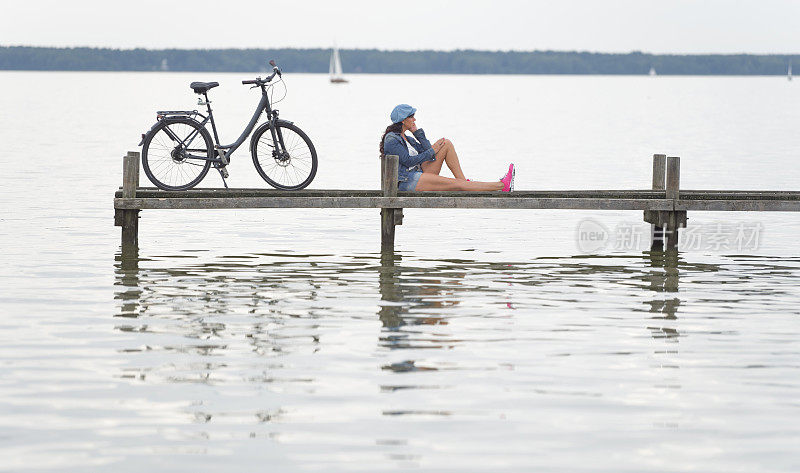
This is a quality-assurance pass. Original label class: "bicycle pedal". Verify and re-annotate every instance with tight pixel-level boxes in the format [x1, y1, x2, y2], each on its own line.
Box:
[219, 167, 229, 179]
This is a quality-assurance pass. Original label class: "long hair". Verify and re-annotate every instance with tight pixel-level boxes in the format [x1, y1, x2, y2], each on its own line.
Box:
[379, 122, 403, 157]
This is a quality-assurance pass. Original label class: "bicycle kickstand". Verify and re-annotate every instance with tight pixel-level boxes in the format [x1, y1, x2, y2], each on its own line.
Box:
[218, 167, 229, 188]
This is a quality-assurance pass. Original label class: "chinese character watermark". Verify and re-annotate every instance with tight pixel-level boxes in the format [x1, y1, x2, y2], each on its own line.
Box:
[612, 223, 644, 251]
[678, 222, 763, 252]
[576, 219, 764, 253]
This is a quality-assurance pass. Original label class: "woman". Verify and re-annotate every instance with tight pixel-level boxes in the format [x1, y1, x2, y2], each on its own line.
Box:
[379, 104, 514, 192]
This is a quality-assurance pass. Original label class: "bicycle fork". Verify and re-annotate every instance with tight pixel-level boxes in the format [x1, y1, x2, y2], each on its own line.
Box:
[268, 119, 289, 161]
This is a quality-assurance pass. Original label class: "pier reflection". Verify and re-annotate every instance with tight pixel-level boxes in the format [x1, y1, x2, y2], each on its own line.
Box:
[112, 244, 796, 437]
[115, 246, 142, 319]
[116, 246, 761, 392]
[112, 248, 335, 384]
[115, 248, 704, 361]
[377, 251, 463, 324]
[377, 250, 468, 352]
[643, 250, 682, 343]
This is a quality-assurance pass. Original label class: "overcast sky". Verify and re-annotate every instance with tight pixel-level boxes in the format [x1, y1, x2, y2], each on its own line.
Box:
[3, 0, 799, 54]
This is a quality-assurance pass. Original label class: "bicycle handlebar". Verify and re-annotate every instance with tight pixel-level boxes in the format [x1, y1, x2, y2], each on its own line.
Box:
[242, 60, 282, 86]
[271, 59, 282, 77]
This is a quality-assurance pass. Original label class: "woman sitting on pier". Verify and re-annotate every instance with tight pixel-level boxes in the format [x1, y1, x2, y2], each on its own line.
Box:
[380, 104, 514, 192]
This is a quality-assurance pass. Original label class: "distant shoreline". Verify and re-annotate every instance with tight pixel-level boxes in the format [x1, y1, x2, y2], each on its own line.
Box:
[1, 70, 794, 79]
[1, 46, 797, 75]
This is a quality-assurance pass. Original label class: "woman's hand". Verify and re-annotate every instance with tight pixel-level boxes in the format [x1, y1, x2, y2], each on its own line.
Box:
[432, 138, 446, 153]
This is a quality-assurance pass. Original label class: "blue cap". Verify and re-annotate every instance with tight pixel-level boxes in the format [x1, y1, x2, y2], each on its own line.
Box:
[390, 104, 416, 124]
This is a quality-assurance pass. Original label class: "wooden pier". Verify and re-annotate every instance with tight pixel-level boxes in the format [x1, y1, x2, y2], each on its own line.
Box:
[114, 151, 800, 251]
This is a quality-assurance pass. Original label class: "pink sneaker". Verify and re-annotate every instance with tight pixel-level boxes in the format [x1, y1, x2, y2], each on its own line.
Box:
[500, 163, 515, 192]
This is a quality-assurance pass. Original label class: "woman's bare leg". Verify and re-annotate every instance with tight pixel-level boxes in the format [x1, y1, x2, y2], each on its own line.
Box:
[415, 173, 503, 191]
[421, 139, 467, 180]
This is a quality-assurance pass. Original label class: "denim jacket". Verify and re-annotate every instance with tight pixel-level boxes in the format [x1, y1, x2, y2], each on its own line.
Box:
[382, 129, 437, 182]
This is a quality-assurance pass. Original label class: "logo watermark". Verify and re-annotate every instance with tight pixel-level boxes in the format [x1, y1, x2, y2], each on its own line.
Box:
[576, 219, 763, 253]
[576, 219, 610, 253]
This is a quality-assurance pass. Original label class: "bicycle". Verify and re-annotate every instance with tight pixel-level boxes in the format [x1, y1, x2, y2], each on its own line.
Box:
[138, 60, 317, 191]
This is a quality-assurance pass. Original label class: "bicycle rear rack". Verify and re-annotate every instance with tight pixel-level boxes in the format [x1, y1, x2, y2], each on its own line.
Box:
[156, 110, 201, 120]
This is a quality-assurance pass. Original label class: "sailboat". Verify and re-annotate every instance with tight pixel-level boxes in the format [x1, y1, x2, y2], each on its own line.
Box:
[649, 66, 657, 76]
[329, 46, 348, 84]
[788, 61, 793, 81]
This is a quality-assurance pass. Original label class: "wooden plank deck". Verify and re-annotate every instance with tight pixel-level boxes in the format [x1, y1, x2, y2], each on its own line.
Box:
[113, 152, 800, 250]
[114, 188, 800, 212]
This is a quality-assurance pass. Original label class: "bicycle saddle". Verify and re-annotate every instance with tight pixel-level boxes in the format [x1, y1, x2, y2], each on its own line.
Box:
[190, 81, 219, 94]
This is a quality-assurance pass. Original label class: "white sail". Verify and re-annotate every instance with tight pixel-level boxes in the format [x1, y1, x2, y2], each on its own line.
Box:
[789, 62, 793, 81]
[329, 46, 348, 83]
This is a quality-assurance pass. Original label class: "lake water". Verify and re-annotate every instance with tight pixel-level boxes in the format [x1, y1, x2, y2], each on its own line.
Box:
[1, 71, 799, 472]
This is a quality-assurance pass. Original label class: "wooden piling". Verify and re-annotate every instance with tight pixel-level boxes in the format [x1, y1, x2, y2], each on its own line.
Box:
[647, 154, 667, 250]
[665, 156, 685, 249]
[644, 154, 687, 250]
[666, 156, 680, 201]
[381, 154, 399, 251]
[118, 151, 140, 247]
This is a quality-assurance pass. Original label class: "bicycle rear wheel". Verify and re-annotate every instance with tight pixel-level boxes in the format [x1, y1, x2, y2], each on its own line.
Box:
[252, 122, 317, 190]
[142, 118, 213, 191]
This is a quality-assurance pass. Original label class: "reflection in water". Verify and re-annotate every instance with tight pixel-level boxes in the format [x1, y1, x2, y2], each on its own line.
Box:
[377, 250, 462, 352]
[377, 249, 689, 376]
[116, 246, 142, 318]
[118, 247, 777, 371]
[642, 250, 683, 397]
[644, 250, 681, 319]
[644, 250, 682, 346]
[111, 247, 800, 457]
[114, 248, 707, 376]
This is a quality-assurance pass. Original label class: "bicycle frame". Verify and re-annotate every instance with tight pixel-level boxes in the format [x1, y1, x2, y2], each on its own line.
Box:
[197, 86, 284, 164]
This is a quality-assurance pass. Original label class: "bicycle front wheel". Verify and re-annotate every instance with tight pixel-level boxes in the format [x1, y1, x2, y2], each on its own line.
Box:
[142, 118, 213, 191]
[252, 122, 317, 190]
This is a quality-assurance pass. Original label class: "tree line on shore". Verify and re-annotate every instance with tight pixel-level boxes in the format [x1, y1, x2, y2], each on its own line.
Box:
[1, 46, 797, 75]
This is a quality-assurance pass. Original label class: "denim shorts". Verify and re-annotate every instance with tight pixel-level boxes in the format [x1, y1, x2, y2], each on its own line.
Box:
[398, 171, 422, 191]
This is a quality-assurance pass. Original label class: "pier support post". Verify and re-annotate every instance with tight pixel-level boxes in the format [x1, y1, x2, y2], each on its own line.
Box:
[664, 156, 686, 250]
[381, 154, 400, 251]
[644, 154, 667, 250]
[115, 151, 140, 247]
[644, 154, 686, 250]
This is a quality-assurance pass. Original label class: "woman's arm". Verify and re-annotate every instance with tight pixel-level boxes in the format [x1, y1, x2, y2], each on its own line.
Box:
[412, 128, 433, 150]
[384, 133, 436, 168]
[413, 128, 446, 153]
[415, 128, 450, 154]
[405, 128, 436, 163]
